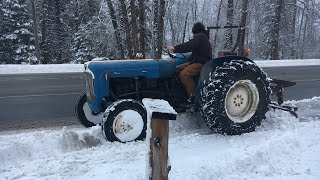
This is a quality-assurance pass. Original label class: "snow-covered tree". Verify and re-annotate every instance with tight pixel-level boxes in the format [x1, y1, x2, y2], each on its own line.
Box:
[72, 15, 116, 63]
[39, 0, 73, 64]
[0, 0, 35, 64]
[73, 23, 94, 63]
[2, 0, 320, 63]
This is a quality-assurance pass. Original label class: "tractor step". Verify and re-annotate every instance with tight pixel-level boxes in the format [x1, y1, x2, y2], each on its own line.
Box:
[269, 102, 298, 118]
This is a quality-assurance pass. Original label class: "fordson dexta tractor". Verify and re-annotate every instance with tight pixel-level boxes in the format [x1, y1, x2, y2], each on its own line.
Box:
[75, 48, 297, 142]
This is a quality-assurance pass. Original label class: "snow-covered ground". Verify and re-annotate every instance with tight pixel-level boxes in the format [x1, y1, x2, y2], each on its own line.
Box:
[1, 97, 320, 180]
[0, 59, 320, 74]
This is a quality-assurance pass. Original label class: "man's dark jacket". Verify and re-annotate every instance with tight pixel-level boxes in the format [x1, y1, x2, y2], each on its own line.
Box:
[173, 32, 212, 64]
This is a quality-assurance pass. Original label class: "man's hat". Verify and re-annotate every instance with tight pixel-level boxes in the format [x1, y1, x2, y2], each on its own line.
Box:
[192, 22, 206, 34]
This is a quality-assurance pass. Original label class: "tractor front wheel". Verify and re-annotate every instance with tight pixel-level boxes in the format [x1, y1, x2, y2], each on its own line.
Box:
[102, 99, 147, 142]
[75, 92, 103, 127]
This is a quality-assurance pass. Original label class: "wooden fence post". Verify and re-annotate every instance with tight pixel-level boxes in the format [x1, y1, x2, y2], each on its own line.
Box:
[143, 99, 177, 180]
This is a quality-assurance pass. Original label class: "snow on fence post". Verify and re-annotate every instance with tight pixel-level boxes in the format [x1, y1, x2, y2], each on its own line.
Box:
[142, 98, 177, 180]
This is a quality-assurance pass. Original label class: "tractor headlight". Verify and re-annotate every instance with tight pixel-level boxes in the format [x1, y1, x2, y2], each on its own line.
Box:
[85, 72, 95, 101]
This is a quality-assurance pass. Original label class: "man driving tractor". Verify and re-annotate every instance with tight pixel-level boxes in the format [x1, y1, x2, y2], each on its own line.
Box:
[167, 22, 212, 104]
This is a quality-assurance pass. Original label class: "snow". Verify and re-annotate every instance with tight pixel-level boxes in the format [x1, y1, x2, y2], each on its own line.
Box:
[14, 28, 32, 35]
[0, 64, 83, 74]
[4, 33, 17, 40]
[142, 98, 177, 118]
[83, 102, 103, 125]
[1, 59, 320, 74]
[92, 57, 109, 61]
[1, 97, 320, 180]
[255, 59, 320, 67]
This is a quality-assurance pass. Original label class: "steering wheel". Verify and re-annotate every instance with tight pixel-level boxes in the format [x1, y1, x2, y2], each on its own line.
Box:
[162, 47, 176, 58]
[179, 52, 187, 59]
[162, 47, 188, 60]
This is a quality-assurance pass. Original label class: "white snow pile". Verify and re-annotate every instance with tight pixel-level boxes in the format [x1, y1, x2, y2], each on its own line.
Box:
[142, 98, 177, 118]
[0, 64, 83, 74]
[0, 59, 320, 74]
[1, 97, 320, 180]
[255, 59, 320, 67]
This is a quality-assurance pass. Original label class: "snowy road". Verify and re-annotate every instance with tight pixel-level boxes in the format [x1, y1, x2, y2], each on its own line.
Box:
[0, 97, 320, 180]
[1, 65, 320, 131]
[0, 73, 83, 131]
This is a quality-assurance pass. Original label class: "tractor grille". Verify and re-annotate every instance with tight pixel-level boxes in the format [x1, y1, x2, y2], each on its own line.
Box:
[84, 72, 94, 101]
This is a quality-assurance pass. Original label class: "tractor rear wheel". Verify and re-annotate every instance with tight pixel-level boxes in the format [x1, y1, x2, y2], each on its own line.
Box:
[102, 99, 147, 142]
[199, 60, 271, 135]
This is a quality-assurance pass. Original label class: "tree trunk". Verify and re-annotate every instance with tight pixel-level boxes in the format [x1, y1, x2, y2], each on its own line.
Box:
[225, 0, 234, 50]
[212, 0, 223, 58]
[238, 0, 249, 57]
[168, 14, 176, 44]
[54, 0, 62, 63]
[301, 16, 308, 59]
[153, 0, 159, 58]
[182, 12, 188, 43]
[130, 0, 139, 57]
[201, 0, 207, 23]
[40, 0, 49, 64]
[289, 0, 297, 59]
[119, 0, 133, 59]
[270, 0, 284, 60]
[296, 11, 304, 59]
[31, 0, 41, 64]
[155, 0, 165, 59]
[106, 0, 125, 59]
[193, 0, 197, 22]
[74, 0, 80, 32]
[296, 0, 309, 59]
[138, 0, 145, 58]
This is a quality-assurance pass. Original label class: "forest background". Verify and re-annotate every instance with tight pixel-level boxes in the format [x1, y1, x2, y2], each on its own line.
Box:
[0, 0, 319, 64]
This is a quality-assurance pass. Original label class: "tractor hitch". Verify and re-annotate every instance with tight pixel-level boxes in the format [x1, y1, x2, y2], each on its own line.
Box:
[269, 102, 298, 118]
[269, 79, 298, 117]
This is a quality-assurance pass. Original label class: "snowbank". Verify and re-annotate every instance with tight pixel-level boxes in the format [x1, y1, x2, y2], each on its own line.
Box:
[255, 59, 320, 67]
[0, 59, 320, 74]
[0, 64, 83, 74]
[1, 97, 320, 180]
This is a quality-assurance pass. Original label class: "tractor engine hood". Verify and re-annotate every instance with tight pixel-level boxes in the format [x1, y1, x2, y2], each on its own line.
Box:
[85, 58, 178, 79]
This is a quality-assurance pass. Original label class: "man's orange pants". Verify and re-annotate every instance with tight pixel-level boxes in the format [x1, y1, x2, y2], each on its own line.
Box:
[176, 62, 203, 98]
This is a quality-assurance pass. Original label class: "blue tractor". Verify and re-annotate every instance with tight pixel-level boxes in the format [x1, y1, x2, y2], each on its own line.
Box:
[75, 25, 297, 142]
[75, 50, 297, 142]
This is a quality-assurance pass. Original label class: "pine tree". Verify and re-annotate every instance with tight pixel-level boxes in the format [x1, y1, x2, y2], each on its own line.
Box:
[70, 0, 115, 62]
[73, 21, 96, 63]
[39, 0, 50, 64]
[40, 0, 71, 64]
[0, 0, 35, 64]
[255, 0, 274, 59]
